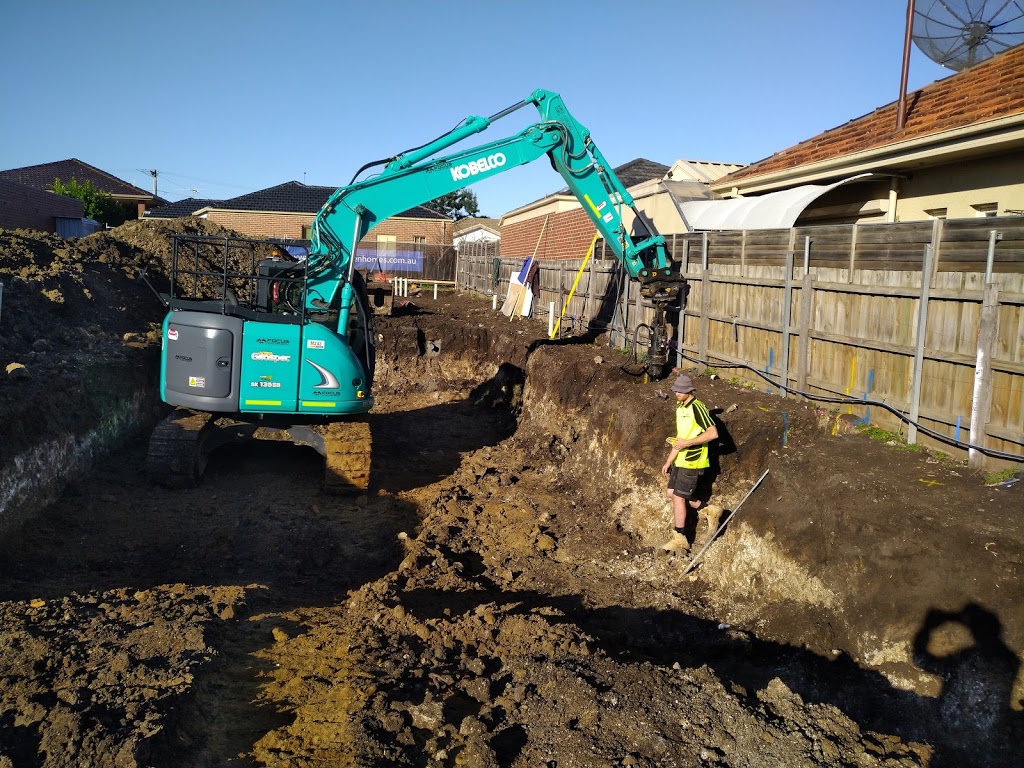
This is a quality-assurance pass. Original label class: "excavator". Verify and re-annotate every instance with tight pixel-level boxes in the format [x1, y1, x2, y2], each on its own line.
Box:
[146, 89, 684, 491]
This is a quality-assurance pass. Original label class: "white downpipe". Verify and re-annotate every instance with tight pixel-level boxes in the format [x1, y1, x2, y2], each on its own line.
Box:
[969, 342, 987, 466]
[548, 301, 555, 337]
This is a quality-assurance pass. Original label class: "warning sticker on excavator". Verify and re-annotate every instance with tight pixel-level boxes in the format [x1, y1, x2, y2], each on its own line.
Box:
[168, 328, 178, 341]
[188, 376, 205, 388]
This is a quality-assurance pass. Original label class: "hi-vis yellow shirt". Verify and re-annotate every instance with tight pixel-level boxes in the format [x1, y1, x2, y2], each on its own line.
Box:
[673, 398, 715, 469]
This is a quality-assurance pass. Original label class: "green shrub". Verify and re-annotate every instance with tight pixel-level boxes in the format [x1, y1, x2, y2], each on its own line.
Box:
[50, 177, 127, 227]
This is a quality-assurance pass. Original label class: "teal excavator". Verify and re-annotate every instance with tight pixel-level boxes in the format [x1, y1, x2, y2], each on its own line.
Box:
[147, 89, 684, 490]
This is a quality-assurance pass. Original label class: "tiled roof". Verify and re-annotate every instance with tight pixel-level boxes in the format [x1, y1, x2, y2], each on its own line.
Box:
[215, 181, 448, 219]
[610, 158, 672, 188]
[552, 158, 670, 197]
[454, 216, 500, 234]
[217, 182, 334, 213]
[717, 43, 1024, 187]
[143, 198, 222, 218]
[0, 158, 156, 199]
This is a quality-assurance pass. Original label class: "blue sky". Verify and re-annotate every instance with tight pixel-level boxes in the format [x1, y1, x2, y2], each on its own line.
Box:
[1, 1, 953, 218]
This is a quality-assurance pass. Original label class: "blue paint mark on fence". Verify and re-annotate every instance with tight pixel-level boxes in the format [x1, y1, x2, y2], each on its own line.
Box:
[857, 368, 875, 425]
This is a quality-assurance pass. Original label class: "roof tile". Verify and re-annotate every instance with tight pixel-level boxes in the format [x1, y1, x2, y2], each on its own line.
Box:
[0, 158, 156, 199]
[214, 181, 448, 220]
[718, 43, 1024, 186]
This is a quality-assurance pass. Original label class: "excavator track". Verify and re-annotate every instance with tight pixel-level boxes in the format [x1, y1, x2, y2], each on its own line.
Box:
[145, 408, 215, 488]
[318, 417, 372, 494]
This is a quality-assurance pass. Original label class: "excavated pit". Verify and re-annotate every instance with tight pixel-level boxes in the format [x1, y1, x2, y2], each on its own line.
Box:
[1, 223, 1023, 767]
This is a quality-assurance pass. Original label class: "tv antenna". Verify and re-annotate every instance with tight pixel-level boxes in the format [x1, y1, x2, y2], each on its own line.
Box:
[913, 0, 1024, 71]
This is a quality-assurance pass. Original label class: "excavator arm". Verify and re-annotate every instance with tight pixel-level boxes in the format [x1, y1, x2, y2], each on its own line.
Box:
[307, 89, 683, 371]
[147, 88, 684, 492]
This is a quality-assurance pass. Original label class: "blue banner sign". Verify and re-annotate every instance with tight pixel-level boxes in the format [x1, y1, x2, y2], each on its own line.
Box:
[355, 248, 423, 271]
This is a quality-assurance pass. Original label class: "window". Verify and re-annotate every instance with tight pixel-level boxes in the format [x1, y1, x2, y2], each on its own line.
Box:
[412, 235, 425, 254]
[972, 203, 998, 217]
[924, 208, 947, 220]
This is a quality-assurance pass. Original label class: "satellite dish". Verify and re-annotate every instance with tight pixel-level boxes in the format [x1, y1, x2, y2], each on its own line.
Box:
[913, 0, 1024, 71]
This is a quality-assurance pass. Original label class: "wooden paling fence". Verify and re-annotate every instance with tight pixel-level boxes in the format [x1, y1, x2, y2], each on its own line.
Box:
[457, 217, 1024, 469]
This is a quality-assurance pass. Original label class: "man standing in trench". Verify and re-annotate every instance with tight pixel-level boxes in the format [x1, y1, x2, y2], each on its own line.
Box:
[661, 373, 722, 553]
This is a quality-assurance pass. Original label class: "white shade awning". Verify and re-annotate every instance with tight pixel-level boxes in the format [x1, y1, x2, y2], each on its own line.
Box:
[676, 174, 874, 230]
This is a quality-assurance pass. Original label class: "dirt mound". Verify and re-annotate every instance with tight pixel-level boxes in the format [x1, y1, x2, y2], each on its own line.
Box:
[0, 218, 239, 469]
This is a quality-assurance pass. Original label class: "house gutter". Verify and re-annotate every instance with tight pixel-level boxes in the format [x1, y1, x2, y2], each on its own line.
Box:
[713, 113, 1024, 197]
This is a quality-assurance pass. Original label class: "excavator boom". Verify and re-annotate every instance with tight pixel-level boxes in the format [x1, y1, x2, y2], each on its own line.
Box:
[148, 89, 683, 492]
[305, 90, 681, 335]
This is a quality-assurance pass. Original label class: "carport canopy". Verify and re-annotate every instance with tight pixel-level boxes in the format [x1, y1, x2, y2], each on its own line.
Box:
[675, 173, 876, 231]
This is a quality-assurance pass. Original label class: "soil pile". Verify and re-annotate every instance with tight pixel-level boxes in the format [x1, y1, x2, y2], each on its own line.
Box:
[0, 218, 239, 469]
[0, 222, 1022, 767]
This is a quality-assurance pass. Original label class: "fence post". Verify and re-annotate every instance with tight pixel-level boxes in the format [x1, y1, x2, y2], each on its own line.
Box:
[559, 260, 565, 330]
[698, 266, 711, 373]
[969, 235, 1000, 469]
[780, 247, 794, 397]
[740, 229, 747, 276]
[847, 223, 858, 284]
[796, 269, 814, 396]
[586, 246, 595, 328]
[907, 243, 935, 445]
[929, 217, 944, 288]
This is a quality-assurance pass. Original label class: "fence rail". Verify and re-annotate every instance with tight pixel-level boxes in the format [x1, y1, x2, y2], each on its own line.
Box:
[456, 217, 1024, 469]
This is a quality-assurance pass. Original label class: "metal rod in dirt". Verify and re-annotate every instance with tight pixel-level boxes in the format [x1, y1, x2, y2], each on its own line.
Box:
[683, 469, 770, 575]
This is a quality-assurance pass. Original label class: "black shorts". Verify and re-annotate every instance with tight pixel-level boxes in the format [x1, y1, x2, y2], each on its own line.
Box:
[668, 466, 703, 498]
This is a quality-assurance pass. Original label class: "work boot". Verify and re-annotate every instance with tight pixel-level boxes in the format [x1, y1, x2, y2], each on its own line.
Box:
[661, 531, 690, 554]
[703, 505, 724, 536]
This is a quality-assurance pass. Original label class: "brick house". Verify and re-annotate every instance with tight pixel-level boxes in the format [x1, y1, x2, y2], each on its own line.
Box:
[0, 178, 84, 234]
[147, 181, 453, 248]
[454, 217, 500, 249]
[708, 43, 1024, 224]
[0, 158, 164, 221]
[498, 159, 673, 261]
